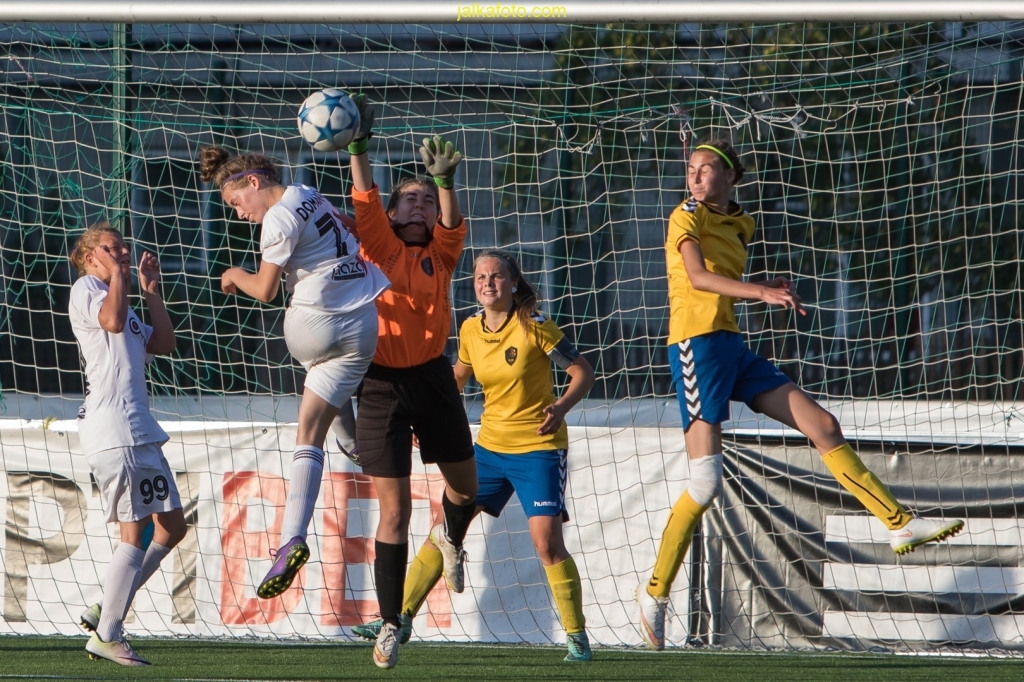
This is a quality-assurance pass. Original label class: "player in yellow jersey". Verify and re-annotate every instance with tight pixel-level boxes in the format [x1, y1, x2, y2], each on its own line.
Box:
[352, 249, 596, 662]
[635, 138, 965, 651]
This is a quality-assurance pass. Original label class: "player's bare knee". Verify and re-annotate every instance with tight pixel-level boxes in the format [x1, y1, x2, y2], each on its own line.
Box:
[440, 471, 478, 502]
[154, 511, 188, 548]
[377, 504, 412, 537]
[823, 412, 843, 440]
[532, 535, 567, 566]
[534, 544, 559, 566]
[809, 411, 843, 449]
[165, 519, 188, 548]
[445, 486, 476, 506]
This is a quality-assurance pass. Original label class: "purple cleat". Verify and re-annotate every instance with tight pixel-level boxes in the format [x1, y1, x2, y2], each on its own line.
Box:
[257, 536, 310, 600]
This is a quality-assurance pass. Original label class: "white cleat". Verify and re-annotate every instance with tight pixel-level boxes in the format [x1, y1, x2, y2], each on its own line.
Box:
[372, 622, 400, 669]
[85, 632, 151, 666]
[890, 516, 965, 555]
[430, 523, 467, 593]
[635, 583, 669, 651]
[79, 603, 101, 632]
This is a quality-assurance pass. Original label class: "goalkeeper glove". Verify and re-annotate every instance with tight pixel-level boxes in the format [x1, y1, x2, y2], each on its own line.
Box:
[419, 135, 463, 189]
[347, 93, 375, 156]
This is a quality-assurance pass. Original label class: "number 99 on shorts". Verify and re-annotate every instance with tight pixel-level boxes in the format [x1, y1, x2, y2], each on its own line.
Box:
[139, 475, 170, 505]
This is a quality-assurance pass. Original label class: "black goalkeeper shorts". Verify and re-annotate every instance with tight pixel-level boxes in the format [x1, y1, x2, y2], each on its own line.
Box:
[355, 355, 475, 478]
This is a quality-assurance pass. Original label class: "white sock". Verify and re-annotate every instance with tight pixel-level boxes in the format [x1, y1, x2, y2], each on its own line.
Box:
[279, 445, 324, 544]
[138, 541, 173, 588]
[97, 543, 144, 643]
[125, 541, 173, 606]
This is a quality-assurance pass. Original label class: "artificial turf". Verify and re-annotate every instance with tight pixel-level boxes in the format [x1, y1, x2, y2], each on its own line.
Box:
[0, 636, 1021, 681]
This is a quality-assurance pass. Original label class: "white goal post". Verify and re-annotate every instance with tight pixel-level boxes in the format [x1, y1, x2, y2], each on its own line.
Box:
[1, 1, 1023, 22]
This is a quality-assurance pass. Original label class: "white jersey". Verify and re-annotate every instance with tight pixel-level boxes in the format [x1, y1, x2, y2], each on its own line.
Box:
[68, 276, 169, 456]
[260, 184, 391, 313]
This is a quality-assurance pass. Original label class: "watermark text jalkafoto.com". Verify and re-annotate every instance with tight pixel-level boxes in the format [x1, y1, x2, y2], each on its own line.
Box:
[456, 3, 567, 20]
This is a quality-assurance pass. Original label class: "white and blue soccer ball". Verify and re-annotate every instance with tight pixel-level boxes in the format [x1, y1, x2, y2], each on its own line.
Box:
[297, 88, 361, 152]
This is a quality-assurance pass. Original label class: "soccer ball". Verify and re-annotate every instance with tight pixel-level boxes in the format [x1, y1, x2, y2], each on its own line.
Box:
[297, 89, 361, 152]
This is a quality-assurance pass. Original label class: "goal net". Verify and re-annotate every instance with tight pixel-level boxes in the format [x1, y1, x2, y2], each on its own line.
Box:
[1, 19, 1022, 651]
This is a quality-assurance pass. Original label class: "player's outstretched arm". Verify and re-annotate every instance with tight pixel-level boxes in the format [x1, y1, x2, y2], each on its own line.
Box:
[680, 240, 806, 315]
[138, 251, 176, 355]
[348, 94, 376, 193]
[347, 96, 402, 260]
[419, 135, 463, 228]
[220, 261, 283, 304]
[538, 355, 595, 436]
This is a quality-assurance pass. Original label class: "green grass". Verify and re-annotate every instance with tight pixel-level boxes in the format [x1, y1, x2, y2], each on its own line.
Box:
[0, 636, 1021, 681]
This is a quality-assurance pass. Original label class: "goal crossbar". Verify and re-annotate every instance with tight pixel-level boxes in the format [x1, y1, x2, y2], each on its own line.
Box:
[4, 1, 1024, 23]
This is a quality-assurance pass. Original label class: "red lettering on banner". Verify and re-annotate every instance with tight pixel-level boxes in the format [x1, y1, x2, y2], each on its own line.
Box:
[319, 472, 377, 626]
[320, 472, 451, 628]
[219, 472, 304, 625]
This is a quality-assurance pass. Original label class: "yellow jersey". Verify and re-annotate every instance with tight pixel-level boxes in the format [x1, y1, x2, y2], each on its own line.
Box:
[458, 311, 580, 454]
[666, 198, 756, 344]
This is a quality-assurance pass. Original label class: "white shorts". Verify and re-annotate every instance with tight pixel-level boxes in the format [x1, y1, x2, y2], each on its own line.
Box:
[86, 443, 182, 524]
[284, 301, 377, 409]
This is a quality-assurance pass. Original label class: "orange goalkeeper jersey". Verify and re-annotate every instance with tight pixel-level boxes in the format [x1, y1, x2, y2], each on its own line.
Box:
[352, 185, 465, 369]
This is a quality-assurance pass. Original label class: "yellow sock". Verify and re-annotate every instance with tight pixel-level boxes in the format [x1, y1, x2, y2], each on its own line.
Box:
[401, 541, 444, 616]
[544, 556, 585, 634]
[647, 490, 709, 599]
[822, 443, 909, 530]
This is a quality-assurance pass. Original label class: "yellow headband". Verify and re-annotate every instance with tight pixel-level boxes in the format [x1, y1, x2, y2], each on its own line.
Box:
[695, 144, 734, 169]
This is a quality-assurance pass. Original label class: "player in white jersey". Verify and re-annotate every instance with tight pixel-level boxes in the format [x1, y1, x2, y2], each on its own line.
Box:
[68, 223, 187, 666]
[199, 146, 391, 600]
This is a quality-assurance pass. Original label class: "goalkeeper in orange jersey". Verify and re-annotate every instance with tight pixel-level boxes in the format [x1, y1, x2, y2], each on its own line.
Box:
[635, 137, 964, 651]
[344, 98, 480, 670]
[351, 249, 596, 662]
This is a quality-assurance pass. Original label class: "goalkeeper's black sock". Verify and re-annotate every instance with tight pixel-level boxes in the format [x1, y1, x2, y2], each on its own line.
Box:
[442, 491, 476, 546]
[374, 540, 408, 627]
